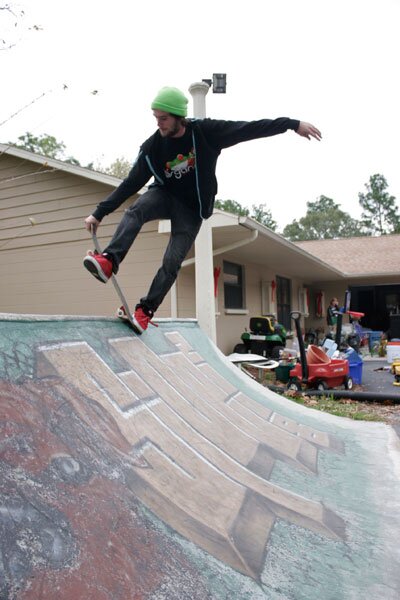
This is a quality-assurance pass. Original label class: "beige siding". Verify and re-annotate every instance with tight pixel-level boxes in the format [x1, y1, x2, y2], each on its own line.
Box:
[0, 154, 171, 317]
[175, 264, 196, 318]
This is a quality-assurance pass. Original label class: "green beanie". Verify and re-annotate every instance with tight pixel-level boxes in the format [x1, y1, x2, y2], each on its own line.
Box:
[151, 86, 188, 117]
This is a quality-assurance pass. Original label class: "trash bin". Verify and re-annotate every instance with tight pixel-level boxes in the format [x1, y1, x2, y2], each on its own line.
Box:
[345, 348, 363, 384]
[348, 360, 363, 384]
[368, 331, 382, 351]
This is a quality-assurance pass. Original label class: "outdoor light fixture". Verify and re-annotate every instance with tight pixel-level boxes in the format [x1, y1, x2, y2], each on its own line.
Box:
[202, 74, 227, 94]
[212, 73, 227, 93]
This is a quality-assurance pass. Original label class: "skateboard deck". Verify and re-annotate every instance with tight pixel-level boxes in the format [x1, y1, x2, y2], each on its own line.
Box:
[91, 229, 141, 334]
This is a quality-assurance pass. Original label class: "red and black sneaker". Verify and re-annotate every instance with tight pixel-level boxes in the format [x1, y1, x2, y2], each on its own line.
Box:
[132, 306, 156, 334]
[117, 304, 158, 334]
[83, 251, 113, 283]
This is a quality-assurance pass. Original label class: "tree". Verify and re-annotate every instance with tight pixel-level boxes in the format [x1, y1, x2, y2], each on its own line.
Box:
[214, 199, 249, 217]
[103, 157, 131, 179]
[12, 132, 65, 158]
[250, 203, 277, 231]
[282, 195, 362, 241]
[214, 199, 278, 230]
[10, 132, 81, 165]
[358, 174, 400, 235]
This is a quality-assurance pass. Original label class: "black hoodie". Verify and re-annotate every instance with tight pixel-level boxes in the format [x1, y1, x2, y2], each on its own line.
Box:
[92, 116, 300, 222]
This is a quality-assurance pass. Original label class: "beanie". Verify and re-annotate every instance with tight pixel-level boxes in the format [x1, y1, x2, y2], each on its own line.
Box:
[151, 87, 188, 117]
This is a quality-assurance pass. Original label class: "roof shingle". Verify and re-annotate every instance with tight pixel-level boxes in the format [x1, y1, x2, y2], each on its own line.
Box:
[295, 235, 400, 275]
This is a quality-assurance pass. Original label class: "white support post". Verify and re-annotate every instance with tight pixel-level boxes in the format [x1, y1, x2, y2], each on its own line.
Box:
[189, 81, 217, 343]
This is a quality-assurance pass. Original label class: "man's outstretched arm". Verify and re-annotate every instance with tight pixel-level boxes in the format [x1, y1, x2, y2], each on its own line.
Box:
[296, 121, 322, 141]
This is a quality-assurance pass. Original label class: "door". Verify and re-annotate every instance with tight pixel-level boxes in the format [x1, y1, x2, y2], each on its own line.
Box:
[276, 275, 291, 330]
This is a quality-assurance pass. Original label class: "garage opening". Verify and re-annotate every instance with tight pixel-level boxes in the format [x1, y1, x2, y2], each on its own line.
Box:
[349, 284, 400, 333]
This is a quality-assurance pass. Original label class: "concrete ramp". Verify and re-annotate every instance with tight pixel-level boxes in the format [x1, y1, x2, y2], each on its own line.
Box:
[1, 315, 399, 599]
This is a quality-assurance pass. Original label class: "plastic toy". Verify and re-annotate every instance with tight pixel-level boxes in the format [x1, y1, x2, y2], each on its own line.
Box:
[391, 359, 400, 386]
[287, 311, 353, 392]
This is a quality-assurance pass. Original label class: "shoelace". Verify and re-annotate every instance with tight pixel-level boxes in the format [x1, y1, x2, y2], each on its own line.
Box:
[142, 314, 158, 328]
[136, 307, 158, 328]
[137, 311, 158, 329]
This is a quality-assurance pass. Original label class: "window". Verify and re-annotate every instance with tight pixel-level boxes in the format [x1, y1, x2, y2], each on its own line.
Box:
[298, 288, 309, 317]
[223, 261, 245, 309]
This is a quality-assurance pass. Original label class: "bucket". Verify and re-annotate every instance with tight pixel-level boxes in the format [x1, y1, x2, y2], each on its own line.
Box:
[322, 338, 338, 357]
[275, 364, 295, 383]
[307, 345, 330, 365]
[386, 342, 400, 364]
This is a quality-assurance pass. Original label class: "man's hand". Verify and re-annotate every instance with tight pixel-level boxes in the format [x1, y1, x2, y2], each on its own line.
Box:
[84, 215, 100, 233]
[296, 122, 322, 141]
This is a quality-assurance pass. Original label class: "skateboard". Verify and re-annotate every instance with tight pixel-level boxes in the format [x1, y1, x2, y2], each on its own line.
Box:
[91, 228, 140, 334]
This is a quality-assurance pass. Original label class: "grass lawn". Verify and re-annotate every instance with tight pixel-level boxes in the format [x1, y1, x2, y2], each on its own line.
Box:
[285, 392, 384, 421]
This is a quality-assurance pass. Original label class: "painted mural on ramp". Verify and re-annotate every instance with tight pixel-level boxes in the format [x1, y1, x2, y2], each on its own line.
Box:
[0, 315, 399, 599]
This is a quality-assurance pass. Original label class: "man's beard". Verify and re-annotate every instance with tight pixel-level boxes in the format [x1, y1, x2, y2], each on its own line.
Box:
[160, 120, 181, 138]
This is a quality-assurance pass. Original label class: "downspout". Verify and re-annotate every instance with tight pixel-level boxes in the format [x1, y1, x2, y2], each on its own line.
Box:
[170, 227, 258, 316]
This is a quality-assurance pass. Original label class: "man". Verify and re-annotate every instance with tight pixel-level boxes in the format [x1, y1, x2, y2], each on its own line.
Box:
[327, 297, 340, 334]
[84, 86, 321, 333]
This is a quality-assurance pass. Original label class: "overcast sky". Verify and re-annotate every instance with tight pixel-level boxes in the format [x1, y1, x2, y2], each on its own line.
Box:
[2, 0, 400, 229]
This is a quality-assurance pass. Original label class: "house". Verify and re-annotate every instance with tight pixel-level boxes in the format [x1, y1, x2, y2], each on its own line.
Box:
[1, 143, 397, 354]
[296, 237, 400, 334]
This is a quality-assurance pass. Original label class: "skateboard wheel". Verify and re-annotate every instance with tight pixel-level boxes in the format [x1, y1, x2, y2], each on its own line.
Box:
[117, 306, 126, 317]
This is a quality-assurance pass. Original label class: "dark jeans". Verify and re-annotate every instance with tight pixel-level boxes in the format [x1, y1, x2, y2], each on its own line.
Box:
[104, 187, 202, 313]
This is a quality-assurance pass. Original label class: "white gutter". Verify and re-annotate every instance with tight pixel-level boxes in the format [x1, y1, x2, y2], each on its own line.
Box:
[181, 228, 258, 267]
[340, 271, 400, 279]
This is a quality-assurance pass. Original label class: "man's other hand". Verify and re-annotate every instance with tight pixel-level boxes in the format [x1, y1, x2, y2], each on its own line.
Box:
[296, 122, 322, 141]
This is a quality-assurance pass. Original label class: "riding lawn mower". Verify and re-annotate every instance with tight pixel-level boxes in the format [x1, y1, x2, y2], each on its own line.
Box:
[233, 315, 287, 359]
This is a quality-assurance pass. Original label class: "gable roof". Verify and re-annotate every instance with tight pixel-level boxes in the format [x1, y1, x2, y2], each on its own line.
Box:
[295, 235, 400, 277]
[0, 142, 124, 187]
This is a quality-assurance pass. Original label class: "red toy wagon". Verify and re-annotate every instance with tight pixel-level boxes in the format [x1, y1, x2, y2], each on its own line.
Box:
[287, 312, 353, 392]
